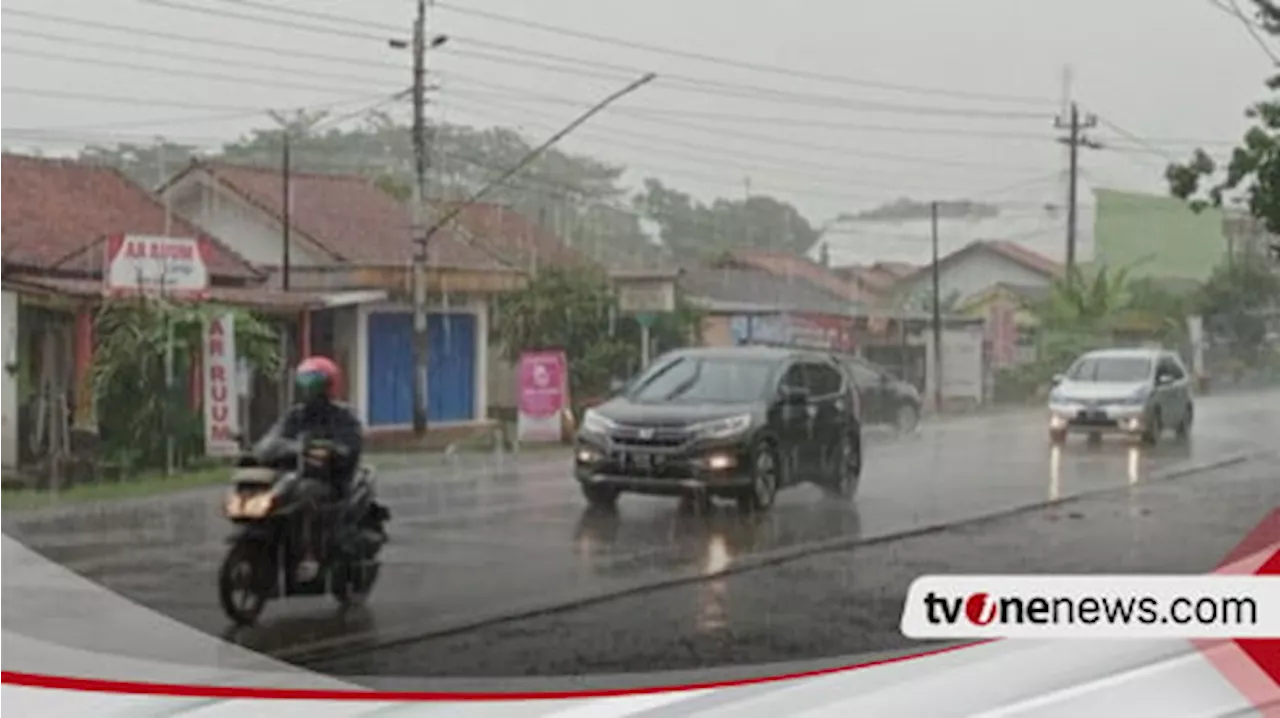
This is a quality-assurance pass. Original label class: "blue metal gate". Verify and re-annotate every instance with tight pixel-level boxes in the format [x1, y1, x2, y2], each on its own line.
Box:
[366, 311, 476, 426]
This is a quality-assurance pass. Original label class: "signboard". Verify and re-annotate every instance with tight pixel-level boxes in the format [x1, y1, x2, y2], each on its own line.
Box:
[516, 350, 568, 443]
[616, 280, 675, 314]
[104, 234, 211, 297]
[729, 313, 855, 352]
[203, 312, 241, 457]
[929, 324, 984, 403]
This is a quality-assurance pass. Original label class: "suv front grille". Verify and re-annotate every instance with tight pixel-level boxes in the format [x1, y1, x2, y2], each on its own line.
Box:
[607, 425, 691, 448]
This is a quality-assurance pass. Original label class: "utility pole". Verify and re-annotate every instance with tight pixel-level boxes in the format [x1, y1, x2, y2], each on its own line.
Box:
[1054, 102, 1100, 276]
[158, 136, 176, 477]
[392, 0, 448, 436]
[281, 130, 292, 291]
[268, 109, 314, 409]
[930, 201, 943, 414]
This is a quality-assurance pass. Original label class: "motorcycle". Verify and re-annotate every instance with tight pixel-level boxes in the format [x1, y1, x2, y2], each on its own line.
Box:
[217, 432, 390, 626]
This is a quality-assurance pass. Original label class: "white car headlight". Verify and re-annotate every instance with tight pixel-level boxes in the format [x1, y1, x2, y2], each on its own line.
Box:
[580, 409, 616, 435]
[690, 413, 753, 440]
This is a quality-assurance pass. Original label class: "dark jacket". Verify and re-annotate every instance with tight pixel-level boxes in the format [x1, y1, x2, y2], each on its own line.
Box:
[254, 400, 364, 485]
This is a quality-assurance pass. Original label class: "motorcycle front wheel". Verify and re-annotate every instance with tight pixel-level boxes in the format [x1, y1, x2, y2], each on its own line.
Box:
[218, 541, 270, 626]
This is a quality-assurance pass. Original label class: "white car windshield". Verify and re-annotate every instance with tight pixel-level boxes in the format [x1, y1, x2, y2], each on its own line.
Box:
[627, 356, 776, 404]
[1067, 356, 1153, 383]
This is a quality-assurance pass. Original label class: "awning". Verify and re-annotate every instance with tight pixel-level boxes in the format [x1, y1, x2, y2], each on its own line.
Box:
[1, 275, 326, 312]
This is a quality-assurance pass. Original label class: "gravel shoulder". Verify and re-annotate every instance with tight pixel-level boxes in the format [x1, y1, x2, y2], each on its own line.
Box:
[305, 454, 1280, 679]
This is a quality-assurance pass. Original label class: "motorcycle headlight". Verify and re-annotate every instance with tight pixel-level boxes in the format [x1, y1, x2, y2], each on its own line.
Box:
[690, 413, 753, 440]
[243, 492, 275, 518]
[226, 490, 275, 518]
[580, 409, 616, 435]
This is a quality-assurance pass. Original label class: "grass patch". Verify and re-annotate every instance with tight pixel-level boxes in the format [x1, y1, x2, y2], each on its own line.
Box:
[1, 465, 230, 512]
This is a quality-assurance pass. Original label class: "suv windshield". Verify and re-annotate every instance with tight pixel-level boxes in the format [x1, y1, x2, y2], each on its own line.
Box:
[627, 356, 776, 404]
[1067, 356, 1153, 383]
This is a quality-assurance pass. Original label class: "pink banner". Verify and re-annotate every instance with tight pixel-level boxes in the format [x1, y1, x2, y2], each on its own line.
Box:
[517, 350, 568, 419]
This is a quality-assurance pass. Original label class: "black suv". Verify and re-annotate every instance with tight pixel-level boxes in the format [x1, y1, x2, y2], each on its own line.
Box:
[573, 346, 863, 513]
[840, 357, 923, 433]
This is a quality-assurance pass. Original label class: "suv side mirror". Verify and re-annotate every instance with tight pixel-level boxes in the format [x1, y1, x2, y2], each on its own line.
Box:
[609, 377, 626, 393]
[1156, 373, 1175, 386]
[1051, 374, 1065, 387]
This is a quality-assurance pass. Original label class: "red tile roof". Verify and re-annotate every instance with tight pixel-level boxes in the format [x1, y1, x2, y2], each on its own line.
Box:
[985, 240, 1063, 277]
[720, 249, 862, 302]
[2, 153, 260, 279]
[431, 200, 586, 269]
[189, 161, 507, 270]
[897, 240, 1062, 285]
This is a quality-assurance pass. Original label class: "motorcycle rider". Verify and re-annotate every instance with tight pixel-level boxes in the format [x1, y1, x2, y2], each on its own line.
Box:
[253, 355, 364, 582]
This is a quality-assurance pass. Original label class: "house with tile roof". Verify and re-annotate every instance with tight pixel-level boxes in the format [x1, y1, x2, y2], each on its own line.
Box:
[679, 266, 861, 352]
[0, 153, 330, 471]
[890, 240, 1063, 309]
[156, 159, 561, 434]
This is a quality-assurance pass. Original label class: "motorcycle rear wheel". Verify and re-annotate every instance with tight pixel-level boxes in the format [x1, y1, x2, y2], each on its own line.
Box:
[218, 542, 269, 626]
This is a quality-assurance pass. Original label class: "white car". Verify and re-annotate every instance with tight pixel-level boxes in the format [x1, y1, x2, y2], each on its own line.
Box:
[1047, 348, 1194, 445]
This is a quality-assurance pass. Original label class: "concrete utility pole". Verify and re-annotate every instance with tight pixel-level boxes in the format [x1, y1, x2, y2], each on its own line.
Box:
[930, 201, 943, 414]
[389, 0, 448, 435]
[1054, 102, 1100, 276]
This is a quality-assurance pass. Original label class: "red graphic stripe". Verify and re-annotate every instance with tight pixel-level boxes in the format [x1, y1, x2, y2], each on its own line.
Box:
[1, 641, 988, 701]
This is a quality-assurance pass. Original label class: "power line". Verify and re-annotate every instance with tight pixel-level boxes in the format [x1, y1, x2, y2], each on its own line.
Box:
[1, 29, 401, 87]
[1, 8, 402, 71]
[425, 0, 1056, 106]
[440, 87, 1048, 172]
[3, 89, 402, 134]
[1094, 116, 1181, 163]
[3, 46, 399, 96]
[1225, 0, 1280, 64]
[214, 0, 1056, 106]
[144, 0, 1056, 120]
[1, 87, 390, 112]
[438, 76, 1056, 144]
[431, 41, 1055, 119]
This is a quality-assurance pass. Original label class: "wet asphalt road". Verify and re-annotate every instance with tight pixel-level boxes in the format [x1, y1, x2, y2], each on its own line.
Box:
[3, 391, 1278, 669]
[312, 450, 1280, 684]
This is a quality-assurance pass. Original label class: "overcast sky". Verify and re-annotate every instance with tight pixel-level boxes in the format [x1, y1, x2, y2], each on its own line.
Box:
[0, 0, 1270, 223]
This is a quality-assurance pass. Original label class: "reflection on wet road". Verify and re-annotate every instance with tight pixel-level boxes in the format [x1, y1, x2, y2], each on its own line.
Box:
[4, 391, 1277, 660]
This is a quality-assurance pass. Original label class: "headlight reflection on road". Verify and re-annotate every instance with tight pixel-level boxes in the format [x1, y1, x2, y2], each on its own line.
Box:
[1128, 446, 1142, 485]
[1049, 445, 1062, 501]
[697, 532, 732, 633]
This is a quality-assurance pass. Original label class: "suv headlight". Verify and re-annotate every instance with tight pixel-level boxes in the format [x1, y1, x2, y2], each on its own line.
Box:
[580, 409, 616, 435]
[690, 413, 753, 440]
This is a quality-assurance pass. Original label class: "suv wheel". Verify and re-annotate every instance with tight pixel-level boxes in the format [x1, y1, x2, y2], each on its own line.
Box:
[1175, 403, 1193, 440]
[824, 432, 862, 499]
[580, 483, 620, 509]
[1141, 409, 1162, 446]
[738, 442, 779, 514]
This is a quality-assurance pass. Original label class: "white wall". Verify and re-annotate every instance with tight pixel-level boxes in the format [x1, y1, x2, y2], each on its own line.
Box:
[896, 251, 1051, 306]
[2, 291, 17, 470]
[924, 323, 986, 406]
[353, 297, 490, 428]
[167, 178, 327, 267]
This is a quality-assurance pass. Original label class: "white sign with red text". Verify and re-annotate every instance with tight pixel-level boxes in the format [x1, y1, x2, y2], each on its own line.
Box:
[203, 313, 241, 457]
[104, 234, 211, 297]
